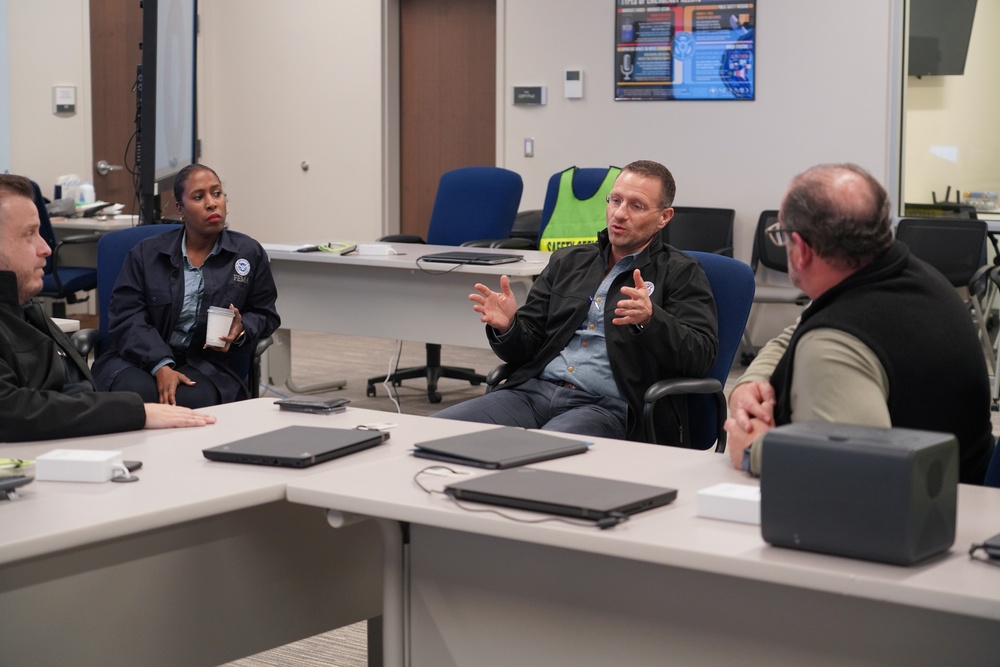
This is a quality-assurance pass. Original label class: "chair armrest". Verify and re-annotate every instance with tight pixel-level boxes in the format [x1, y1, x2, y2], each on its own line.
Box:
[255, 335, 274, 357]
[643, 377, 722, 402]
[56, 232, 102, 246]
[490, 238, 537, 250]
[642, 377, 727, 452]
[71, 328, 100, 358]
[377, 234, 425, 244]
[485, 363, 512, 392]
[460, 239, 499, 248]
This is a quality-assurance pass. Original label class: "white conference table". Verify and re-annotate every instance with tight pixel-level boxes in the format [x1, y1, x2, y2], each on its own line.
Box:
[265, 242, 549, 349]
[287, 428, 1000, 667]
[0, 398, 444, 667]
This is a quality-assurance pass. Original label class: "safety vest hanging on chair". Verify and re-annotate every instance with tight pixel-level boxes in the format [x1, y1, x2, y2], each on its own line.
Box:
[538, 166, 621, 252]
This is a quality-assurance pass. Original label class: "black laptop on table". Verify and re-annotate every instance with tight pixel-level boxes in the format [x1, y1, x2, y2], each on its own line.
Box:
[419, 251, 524, 266]
[412, 427, 590, 469]
[445, 468, 678, 521]
[203, 426, 389, 468]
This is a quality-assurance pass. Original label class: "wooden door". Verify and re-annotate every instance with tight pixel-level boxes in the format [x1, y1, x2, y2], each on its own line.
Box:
[89, 0, 143, 213]
[399, 0, 496, 237]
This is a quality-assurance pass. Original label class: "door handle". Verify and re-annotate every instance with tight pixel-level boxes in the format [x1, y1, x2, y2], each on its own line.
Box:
[95, 160, 124, 176]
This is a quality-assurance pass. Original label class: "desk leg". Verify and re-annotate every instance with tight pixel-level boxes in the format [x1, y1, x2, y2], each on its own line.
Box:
[270, 328, 347, 394]
[326, 512, 405, 667]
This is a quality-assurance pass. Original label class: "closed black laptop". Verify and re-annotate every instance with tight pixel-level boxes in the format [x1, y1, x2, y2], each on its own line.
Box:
[419, 251, 523, 265]
[203, 426, 388, 468]
[413, 427, 589, 469]
[445, 468, 677, 521]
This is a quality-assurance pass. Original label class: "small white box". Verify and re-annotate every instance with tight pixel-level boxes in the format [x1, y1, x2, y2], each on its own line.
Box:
[696, 483, 761, 525]
[357, 243, 396, 256]
[35, 449, 124, 483]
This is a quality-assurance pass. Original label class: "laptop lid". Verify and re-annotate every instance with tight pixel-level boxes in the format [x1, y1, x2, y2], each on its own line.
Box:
[445, 468, 677, 521]
[419, 251, 524, 266]
[413, 427, 590, 469]
[202, 426, 389, 468]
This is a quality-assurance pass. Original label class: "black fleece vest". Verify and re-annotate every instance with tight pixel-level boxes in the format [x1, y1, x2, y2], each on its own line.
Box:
[770, 242, 993, 484]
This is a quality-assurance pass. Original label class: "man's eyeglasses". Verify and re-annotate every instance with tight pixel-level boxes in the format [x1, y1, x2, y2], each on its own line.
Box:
[765, 220, 799, 247]
[606, 194, 665, 216]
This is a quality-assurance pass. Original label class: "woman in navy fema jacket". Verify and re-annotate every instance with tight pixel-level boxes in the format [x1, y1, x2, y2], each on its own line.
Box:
[93, 164, 280, 408]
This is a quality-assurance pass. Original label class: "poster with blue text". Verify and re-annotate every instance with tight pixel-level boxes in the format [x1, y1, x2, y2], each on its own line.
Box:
[615, 1, 755, 101]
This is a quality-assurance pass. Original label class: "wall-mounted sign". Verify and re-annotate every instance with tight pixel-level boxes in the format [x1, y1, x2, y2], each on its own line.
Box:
[615, 1, 755, 101]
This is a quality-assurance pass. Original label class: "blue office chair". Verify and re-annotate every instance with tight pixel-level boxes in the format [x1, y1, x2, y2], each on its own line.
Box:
[984, 440, 1000, 488]
[642, 251, 755, 451]
[71, 224, 272, 399]
[493, 167, 616, 250]
[368, 166, 523, 403]
[485, 251, 754, 450]
[33, 180, 100, 318]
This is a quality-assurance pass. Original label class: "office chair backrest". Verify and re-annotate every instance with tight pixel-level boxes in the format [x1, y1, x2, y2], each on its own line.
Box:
[537, 167, 619, 247]
[985, 439, 1000, 488]
[686, 251, 755, 448]
[425, 166, 523, 246]
[895, 217, 987, 288]
[663, 206, 735, 257]
[750, 210, 787, 273]
[30, 180, 58, 274]
[95, 224, 182, 353]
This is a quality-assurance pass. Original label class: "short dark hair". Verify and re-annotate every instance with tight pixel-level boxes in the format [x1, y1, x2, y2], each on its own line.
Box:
[622, 160, 676, 209]
[0, 174, 35, 202]
[780, 163, 893, 270]
[173, 163, 222, 203]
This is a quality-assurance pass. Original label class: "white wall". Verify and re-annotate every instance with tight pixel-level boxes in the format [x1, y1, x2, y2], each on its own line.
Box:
[500, 0, 899, 261]
[197, 0, 387, 245]
[903, 0, 1000, 207]
[6, 0, 92, 196]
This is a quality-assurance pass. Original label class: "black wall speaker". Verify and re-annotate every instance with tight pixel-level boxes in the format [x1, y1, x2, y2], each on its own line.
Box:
[760, 422, 958, 565]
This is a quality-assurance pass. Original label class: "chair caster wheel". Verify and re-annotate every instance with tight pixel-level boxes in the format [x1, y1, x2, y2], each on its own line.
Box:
[366, 385, 376, 397]
[428, 392, 442, 404]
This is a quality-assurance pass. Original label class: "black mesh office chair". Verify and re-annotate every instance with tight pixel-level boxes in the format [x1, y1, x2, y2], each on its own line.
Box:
[661, 206, 735, 256]
[895, 217, 994, 373]
[741, 210, 809, 364]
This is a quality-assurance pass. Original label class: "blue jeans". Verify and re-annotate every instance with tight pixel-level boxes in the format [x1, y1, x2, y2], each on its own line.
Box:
[433, 378, 629, 440]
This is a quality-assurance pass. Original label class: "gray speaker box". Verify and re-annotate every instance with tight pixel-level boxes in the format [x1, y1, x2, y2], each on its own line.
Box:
[760, 422, 958, 565]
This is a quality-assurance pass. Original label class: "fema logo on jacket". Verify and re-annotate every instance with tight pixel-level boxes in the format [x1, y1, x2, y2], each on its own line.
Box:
[233, 258, 251, 284]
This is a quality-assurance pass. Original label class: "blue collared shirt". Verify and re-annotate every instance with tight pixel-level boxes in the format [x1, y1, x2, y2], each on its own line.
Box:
[537, 251, 638, 398]
[152, 231, 223, 374]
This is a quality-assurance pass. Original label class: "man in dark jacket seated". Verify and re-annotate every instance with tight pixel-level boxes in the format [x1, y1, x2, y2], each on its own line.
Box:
[0, 174, 216, 441]
[434, 160, 718, 442]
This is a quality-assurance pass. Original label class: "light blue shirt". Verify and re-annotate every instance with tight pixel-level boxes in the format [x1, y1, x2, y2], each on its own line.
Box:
[151, 232, 222, 375]
[538, 252, 637, 398]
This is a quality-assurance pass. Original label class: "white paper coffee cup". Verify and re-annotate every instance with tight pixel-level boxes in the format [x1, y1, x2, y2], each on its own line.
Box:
[206, 306, 236, 348]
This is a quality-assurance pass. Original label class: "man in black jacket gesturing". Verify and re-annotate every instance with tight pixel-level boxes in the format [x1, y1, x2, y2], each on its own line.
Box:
[434, 160, 718, 441]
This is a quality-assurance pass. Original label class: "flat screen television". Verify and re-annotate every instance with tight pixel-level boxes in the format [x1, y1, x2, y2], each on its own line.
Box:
[615, 1, 755, 101]
[908, 0, 977, 76]
[137, 0, 198, 224]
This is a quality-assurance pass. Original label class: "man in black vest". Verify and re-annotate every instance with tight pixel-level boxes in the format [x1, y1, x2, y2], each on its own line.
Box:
[0, 174, 217, 441]
[726, 163, 994, 484]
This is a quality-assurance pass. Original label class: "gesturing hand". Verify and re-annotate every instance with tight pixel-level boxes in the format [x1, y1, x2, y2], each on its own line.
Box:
[613, 269, 653, 327]
[469, 274, 518, 334]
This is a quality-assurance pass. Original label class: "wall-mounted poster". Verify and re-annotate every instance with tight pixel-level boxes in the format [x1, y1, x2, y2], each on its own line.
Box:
[615, 1, 755, 101]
